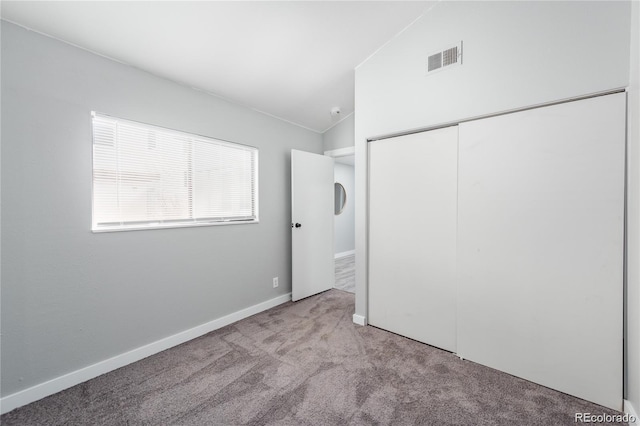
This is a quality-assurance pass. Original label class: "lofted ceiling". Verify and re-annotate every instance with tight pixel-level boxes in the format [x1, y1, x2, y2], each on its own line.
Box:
[1, 1, 434, 133]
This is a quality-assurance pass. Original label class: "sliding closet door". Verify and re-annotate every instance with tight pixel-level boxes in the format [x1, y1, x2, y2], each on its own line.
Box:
[457, 93, 625, 410]
[369, 126, 458, 352]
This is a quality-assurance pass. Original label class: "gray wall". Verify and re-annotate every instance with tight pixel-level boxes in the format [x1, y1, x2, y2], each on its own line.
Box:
[323, 113, 354, 152]
[0, 21, 322, 397]
[354, 0, 633, 402]
[627, 0, 640, 414]
[333, 163, 355, 255]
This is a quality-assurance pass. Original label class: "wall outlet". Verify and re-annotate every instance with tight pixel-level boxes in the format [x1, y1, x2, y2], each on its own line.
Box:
[273, 277, 279, 288]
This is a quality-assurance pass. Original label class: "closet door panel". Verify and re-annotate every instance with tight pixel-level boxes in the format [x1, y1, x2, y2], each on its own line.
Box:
[369, 126, 458, 352]
[457, 93, 625, 410]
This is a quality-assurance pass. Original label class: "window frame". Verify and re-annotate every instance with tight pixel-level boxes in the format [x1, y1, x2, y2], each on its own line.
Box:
[91, 112, 259, 233]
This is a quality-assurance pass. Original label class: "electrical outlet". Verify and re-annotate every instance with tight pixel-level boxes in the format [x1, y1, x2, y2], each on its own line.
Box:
[273, 277, 279, 288]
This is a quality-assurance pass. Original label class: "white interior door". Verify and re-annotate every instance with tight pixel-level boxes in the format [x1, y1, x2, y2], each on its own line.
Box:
[291, 149, 335, 301]
[369, 126, 458, 352]
[457, 93, 625, 410]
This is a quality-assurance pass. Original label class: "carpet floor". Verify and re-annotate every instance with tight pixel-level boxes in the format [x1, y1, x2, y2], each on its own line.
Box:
[1, 289, 623, 425]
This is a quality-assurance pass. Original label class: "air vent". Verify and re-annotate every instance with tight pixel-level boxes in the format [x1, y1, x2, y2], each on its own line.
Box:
[428, 52, 442, 72]
[442, 46, 458, 66]
[427, 41, 462, 75]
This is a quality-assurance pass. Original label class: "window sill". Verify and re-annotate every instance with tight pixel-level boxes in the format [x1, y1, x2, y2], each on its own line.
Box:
[92, 219, 259, 233]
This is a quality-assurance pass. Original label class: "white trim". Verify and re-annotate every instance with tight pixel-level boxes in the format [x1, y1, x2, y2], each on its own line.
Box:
[320, 111, 355, 134]
[367, 88, 625, 142]
[355, 2, 437, 71]
[625, 400, 640, 426]
[335, 250, 355, 259]
[324, 146, 355, 158]
[352, 314, 367, 326]
[248, 107, 321, 134]
[93, 219, 259, 233]
[0, 293, 292, 415]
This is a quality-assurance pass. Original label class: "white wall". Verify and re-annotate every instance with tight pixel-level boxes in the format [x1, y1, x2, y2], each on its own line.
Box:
[323, 113, 354, 152]
[0, 21, 322, 399]
[356, 1, 630, 140]
[626, 0, 640, 417]
[354, 0, 631, 353]
[334, 163, 355, 255]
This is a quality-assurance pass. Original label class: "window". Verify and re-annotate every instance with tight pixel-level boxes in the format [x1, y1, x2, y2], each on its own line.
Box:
[92, 113, 258, 232]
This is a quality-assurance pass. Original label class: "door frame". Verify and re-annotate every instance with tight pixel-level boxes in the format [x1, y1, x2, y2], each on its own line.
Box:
[324, 146, 355, 160]
[324, 146, 356, 256]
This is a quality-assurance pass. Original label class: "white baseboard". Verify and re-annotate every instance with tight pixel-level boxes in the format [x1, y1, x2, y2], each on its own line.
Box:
[352, 314, 366, 326]
[335, 250, 355, 259]
[0, 292, 292, 415]
[625, 399, 639, 426]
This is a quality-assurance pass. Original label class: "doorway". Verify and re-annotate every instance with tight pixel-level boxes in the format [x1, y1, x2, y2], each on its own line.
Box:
[325, 148, 355, 293]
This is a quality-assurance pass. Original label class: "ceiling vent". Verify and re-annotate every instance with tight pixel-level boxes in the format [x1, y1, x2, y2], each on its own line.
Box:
[427, 41, 462, 74]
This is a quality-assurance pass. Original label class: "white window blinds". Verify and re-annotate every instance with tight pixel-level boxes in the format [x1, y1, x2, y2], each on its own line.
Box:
[92, 113, 258, 231]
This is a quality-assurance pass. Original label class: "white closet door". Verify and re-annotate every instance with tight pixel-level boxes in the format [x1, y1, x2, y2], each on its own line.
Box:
[457, 93, 625, 410]
[369, 126, 458, 352]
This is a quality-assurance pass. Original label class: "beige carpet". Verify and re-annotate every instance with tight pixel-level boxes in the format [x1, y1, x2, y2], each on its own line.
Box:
[1, 289, 623, 425]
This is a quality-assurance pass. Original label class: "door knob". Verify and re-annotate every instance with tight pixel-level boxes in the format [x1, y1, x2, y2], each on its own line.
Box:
[295, 223, 302, 228]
